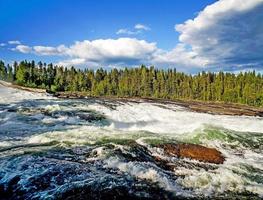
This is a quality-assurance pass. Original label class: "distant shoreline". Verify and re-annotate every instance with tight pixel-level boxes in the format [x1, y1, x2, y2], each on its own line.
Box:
[1, 80, 263, 117]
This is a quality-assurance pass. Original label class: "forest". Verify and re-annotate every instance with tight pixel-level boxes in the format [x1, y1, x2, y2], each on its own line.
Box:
[0, 60, 263, 106]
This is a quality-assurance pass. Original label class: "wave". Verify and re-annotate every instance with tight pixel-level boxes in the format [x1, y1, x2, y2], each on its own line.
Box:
[88, 102, 263, 134]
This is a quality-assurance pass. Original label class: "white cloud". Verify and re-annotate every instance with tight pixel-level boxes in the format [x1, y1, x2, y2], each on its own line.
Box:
[66, 38, 157, 63]
[56, 58, 86, 67]
[153, 44, 208, 68]
[134, 24, 150, 31]
[11, 38, 208, 70]
[8, 40, 21, 45]
[14, 45, 32, 53]
[175, 0, 263, 69]
[18, 38, 157, 62]
[0, 43, 6, 47]
[13, 38, 159, 67]
[33, 45, 67, 55]
[116, 29, 138, 35]
[116, 24, 151, 35]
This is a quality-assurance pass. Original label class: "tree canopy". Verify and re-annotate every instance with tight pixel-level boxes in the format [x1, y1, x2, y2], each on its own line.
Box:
[1, 60, 263, 107]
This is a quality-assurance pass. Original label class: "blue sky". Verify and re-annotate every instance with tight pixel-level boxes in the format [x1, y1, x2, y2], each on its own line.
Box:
[1, 0, 263, 73]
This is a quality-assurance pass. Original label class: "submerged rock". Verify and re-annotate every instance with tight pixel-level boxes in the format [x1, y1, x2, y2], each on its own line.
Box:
[158, 143, 225, 164]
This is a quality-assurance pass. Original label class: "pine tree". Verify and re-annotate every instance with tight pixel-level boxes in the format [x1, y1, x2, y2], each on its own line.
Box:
[0, 61, 7, 80]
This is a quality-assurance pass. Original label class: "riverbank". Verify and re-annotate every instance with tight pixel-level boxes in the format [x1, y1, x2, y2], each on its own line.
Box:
[51, 91, 263, 117]
[1, 80, 263, 117]
[0, 80, 46, 93]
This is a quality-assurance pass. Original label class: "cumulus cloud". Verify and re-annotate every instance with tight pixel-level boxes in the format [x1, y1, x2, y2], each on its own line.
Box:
[14, 45, 32, 53]
[8, 40, 21, 45]
[0, 43, 6, 47]
[153, 44, 208, 68]
[11, 38, 208, 70]
[14, 38, 158, 67]
[175, 0, 263, 69]
[66, 38, 156, 63]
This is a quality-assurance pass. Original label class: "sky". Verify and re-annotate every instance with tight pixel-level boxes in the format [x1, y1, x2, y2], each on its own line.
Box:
[0, 0, 263, 73]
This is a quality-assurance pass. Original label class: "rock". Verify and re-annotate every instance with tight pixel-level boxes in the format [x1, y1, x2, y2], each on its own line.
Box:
[78, 113, 105, 122]
[158, 143, 225, 164]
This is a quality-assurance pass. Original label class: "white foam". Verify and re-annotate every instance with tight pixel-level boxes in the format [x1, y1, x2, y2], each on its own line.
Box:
[177, 167, 263, 197]
[87, 102, 263, 134]
[0, 84, 53, 104]
[104, 157, 189, 196]
[177, 168, 245, 195]
[44, 104, 61, 112]
[0, 141, 13, 147]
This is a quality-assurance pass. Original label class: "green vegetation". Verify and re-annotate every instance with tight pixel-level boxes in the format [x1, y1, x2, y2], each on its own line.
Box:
[1, 60, 263, 106]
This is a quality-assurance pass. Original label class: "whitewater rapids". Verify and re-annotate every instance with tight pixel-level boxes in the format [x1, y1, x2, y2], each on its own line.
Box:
[0, 85, 262, 199]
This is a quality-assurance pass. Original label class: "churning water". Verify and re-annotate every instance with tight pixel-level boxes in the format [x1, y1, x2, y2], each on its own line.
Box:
[0, 85, 262, 199]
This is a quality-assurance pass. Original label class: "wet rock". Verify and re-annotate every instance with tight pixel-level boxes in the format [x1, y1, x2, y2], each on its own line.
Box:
[77, 113, 105, 122]
[7, 108, 17, 112]
[55, 177, 176, 200]
[115, 141, 155, 162]
[0, 175, 21, 200]
[158, 143, 225, 164]
[155, 156, 219, 172]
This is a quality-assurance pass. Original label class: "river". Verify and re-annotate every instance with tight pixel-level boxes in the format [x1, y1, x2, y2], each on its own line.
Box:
[0, 85, 262, 199]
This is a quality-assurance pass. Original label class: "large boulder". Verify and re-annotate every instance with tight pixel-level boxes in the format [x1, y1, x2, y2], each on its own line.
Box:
[158, 143, 225, 164]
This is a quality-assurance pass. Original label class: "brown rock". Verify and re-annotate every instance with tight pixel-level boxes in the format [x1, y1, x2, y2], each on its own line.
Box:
[158, 143, 225, 164]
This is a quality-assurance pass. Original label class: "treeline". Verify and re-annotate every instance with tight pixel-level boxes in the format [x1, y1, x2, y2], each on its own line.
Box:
[0, 60, 263, 106]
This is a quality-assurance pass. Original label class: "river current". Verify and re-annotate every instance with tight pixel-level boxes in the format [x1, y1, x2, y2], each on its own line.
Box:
[0, 85, 262, 199]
